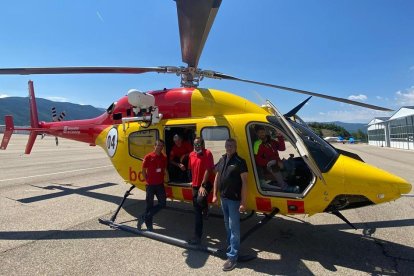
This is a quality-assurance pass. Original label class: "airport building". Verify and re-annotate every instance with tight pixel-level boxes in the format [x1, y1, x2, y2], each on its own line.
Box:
[367, 106, 414, 150]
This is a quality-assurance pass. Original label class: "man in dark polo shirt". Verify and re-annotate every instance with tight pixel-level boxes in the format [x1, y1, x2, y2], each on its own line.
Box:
[212, 138, 247, 271]
[137, 139, 167, 231]
[187, 137, 215, 244]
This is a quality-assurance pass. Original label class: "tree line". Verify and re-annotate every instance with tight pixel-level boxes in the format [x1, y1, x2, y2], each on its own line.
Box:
[308, 122, 368, 142]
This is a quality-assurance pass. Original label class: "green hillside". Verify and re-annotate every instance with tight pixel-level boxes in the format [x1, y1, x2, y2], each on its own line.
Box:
[308, 122, 368, 142]
[0, 97, 105, 126]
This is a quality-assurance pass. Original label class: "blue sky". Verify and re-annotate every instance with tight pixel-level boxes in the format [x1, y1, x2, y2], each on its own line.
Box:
[1, 0, 414, 123]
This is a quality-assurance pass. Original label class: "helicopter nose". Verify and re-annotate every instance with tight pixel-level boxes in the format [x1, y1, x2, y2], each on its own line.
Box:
[397, 177, 412, 195]
[342, 156, 412, 201]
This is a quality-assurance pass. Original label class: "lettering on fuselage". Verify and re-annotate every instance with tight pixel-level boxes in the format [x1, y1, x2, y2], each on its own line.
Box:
[129, 166, 145, 182]
[63, 126, 80, 134]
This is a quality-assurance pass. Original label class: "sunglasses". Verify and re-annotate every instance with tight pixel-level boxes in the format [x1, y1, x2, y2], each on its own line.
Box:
[194, 143, 202, 147]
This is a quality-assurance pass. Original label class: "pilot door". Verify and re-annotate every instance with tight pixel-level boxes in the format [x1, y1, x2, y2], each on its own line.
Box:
[247, 122, 315, 198]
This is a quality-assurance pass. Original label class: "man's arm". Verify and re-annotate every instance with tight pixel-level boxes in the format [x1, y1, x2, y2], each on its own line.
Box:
[276, 134, 286, 151]
[142, 166, 148, 182]
[239, 172, 248, 212]
[199, 151, 214, 196]
[212, 171, 220, 203]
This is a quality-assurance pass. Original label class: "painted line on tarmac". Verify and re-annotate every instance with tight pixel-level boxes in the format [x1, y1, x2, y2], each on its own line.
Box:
[0, 165, 113, 182]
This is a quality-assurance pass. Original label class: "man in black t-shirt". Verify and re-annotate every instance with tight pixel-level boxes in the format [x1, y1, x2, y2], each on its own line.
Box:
[212, 138, 248, 272]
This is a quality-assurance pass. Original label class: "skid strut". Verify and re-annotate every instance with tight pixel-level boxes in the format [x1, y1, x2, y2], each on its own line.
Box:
[99, 185, 135, 225]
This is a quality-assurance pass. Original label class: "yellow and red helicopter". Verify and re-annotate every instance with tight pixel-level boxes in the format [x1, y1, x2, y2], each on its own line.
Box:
[0, 0, 411, 247]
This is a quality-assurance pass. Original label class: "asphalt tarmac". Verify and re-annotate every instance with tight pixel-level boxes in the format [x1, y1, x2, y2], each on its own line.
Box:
[1, 135, 413, 275]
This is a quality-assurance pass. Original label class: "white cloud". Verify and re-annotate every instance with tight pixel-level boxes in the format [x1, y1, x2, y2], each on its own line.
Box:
[45, 96, 68, 102]
[348, 94, 367, 101]
[376, 96, 383, 100]
[395, 87, 414, 106]
[302, 108, 392, 123]
[0, 94, 9, 98]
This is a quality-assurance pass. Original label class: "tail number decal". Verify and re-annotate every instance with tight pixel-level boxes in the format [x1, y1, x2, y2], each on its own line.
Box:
[106, 128, 118, 157]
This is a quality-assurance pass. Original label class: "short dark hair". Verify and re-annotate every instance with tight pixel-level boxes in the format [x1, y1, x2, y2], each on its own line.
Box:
[194, 136, 205, 146]
[155, 139, 165, 145]
[254, 125, 265, 132]
[226, 138, 237, 145]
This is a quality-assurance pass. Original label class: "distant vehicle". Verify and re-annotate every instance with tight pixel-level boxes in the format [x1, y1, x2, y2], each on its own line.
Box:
[324, 136, 359, 144]
[323, 136, 340, 142]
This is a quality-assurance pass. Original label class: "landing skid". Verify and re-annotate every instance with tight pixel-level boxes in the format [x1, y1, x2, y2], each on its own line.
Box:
[100, 219, 221, 254]
[98, 185, 265, 262]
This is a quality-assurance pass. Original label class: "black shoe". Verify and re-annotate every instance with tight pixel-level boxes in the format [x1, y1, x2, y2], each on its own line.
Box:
[222, 258, 237, 271]
[187, 236, 201, 245]
[145, 221, 154, 231]
[202, 209, 209, 220]
[137, 215, 145, 230]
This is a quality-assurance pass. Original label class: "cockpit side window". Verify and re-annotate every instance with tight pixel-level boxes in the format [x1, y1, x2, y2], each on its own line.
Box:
[201, 126, 230, 162]
[129, 129, 159, 160]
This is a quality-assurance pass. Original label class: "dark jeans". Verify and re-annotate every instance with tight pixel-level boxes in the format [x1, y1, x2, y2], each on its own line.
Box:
[192, 182, 212, 239]
[142, 184, 166, 227]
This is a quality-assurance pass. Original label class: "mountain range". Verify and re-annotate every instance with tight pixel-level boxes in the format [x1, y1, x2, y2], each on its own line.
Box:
[0, 97, 105, 126]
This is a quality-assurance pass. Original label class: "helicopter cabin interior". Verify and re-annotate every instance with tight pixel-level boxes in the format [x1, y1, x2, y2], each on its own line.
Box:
[127, 123, 315, 199]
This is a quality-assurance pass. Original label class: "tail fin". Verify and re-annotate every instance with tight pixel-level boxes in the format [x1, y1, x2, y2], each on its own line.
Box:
[1, 115, 15, 150]
[24, 80, 41, 154]
[28, 80, 40, 128]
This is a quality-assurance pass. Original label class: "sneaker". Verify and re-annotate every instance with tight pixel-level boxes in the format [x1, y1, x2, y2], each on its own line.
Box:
[137, 215, 145, 230]
[222, 258, 237, 271]
[187, 236, 201, 245]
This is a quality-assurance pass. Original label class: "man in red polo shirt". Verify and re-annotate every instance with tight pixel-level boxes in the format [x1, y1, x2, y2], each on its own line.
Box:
[169, 134, 193, 182]
[138, 139, 167, 231]
[187, 137, 215, 244]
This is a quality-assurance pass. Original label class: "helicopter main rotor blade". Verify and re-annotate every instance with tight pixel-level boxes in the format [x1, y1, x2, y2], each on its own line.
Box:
[175, 0, 222, 68]
[0, 66, 168, 75]
[211, 72, 393, 111]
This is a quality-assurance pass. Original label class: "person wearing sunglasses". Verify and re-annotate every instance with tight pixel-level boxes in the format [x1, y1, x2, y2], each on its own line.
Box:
[187, 137, 215, 245]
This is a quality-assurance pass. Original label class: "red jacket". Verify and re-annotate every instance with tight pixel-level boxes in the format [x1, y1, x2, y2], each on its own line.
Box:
[255, 136, 285, 167]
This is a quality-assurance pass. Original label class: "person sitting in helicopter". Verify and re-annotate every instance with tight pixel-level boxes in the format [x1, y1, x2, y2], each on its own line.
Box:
[168, 134, 193, 183]
[254, 126, 290, 191]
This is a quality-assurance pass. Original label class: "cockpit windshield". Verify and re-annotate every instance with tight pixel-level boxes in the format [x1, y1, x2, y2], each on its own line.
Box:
[289, 120, 339, 172]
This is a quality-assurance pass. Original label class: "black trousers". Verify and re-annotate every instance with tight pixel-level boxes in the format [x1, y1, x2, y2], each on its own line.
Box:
[192, 182, 212, 238]
[142, 184, 166, 227]
[169, 156, 190, 182]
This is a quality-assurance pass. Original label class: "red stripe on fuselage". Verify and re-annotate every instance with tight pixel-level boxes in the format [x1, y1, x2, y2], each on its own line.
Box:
[149, 88, 194, 119]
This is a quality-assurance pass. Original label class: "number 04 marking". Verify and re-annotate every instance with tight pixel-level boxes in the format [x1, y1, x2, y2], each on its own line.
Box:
[106, 128, 118, 157]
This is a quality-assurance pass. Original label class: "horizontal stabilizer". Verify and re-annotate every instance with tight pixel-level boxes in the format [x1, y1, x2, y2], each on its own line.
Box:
[25, 131, 38, 154]
[0, 115, 14, 150]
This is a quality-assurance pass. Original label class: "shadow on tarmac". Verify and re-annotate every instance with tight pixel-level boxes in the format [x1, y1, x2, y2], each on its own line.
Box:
[3, 183, 414, 274]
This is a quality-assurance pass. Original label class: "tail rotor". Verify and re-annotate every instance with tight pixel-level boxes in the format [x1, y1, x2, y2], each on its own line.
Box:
[51, 107, 66, 146]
